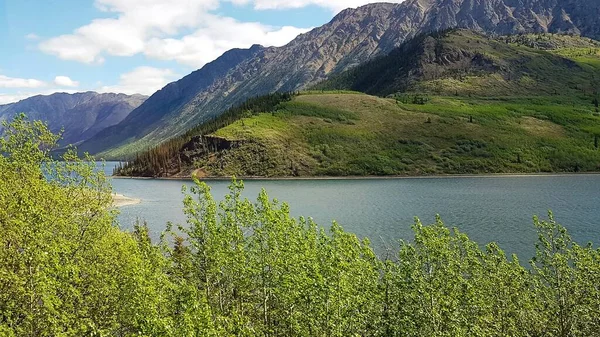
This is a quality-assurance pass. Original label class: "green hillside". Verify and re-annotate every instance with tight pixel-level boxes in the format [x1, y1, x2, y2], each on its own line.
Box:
[116, 92, 600, 177]
[114, 30, 600, 178]
[212, 93, 600, 176]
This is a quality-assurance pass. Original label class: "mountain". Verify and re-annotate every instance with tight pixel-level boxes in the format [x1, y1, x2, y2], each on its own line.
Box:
[114, 30, 600, 178]
[83, 0, 600, 158]
[0, 92, 147, 147]
[315, 29, 600, 96]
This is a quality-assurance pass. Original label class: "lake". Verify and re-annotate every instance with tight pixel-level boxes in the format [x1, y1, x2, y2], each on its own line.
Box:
[101, 162, 600, 260]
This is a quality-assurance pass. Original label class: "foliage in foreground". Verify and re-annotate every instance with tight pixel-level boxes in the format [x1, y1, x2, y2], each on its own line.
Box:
[2, 117, 600, 336]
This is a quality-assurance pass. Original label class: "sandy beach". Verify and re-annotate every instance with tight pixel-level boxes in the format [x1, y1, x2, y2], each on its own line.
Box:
[112, 193, 141, 207]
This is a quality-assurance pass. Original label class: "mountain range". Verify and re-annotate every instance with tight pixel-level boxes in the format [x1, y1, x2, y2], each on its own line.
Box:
[0, 92, 146, 147]
[78, 0, 600, 158]
[4, 0, 600, 158]
[114, 29, 600, 178]
[316, 30, 600, 96]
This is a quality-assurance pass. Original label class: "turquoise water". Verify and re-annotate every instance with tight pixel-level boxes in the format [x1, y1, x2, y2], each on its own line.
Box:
[102, 163, 600, 260]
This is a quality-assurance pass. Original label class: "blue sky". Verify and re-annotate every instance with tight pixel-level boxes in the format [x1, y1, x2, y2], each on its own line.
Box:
[0, 0, 398, 104]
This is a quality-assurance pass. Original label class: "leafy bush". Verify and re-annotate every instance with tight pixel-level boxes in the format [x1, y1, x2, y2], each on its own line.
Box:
[0, 116, 170, 335]
[3, 116, 600, 336]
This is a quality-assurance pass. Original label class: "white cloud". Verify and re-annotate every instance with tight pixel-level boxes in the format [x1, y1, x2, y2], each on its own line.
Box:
[0, 89, 79, 105]
[0, 93, 34, 105]
[0, 75, 79, 104]
[98, 66, 178, 95]
[39, 0, 315, 68]
[0, 75, 46, 89]
[145, 15, 309, 67]
[40, 0, 220, 65]
[39, 16, 142, 64]
[0, 66, 173, 105]
[54, 76, 80, 88]
[25, 33, 40, 40]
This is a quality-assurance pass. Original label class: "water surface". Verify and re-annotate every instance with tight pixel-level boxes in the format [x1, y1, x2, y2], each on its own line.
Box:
[101, 163, 600, 259]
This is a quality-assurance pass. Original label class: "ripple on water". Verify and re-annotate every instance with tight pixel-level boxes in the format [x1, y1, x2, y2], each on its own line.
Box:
[101, 163, 600, 260]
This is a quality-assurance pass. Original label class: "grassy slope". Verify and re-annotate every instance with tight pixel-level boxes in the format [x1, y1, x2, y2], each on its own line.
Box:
[114, 31, 600, 177]
[192, 92, 600, 177]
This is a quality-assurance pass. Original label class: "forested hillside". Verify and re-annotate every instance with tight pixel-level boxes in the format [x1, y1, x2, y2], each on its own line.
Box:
[2, 117, 600, 336]
[114, 92, 295, 177]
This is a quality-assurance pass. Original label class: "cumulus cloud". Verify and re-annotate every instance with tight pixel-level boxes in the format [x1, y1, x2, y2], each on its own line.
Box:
[0, 75, 46, 89]
[0, 67, 173, 104]
[40, 0, 211, 64]
[54, 76, 80, 88]
[39, 16, 144, 64]
[98, 66, 178, 95]
[0, 93, 34, 105]
[145, 15, 309, 67]
[0, 74, 79, 104]
[0, 89, 79, 105]
[38, 0, 318, 68]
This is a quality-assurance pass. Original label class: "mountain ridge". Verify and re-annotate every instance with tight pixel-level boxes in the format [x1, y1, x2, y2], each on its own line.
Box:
[0, 92, 147, 147]
[315, 29, 600, 97]
[82, 0, 600, 158]
[114, 29, 600, 178]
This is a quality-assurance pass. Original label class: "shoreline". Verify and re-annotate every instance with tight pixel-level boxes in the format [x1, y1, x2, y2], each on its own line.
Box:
[111, 171, 600, 182]
[112, 193, 141, 207]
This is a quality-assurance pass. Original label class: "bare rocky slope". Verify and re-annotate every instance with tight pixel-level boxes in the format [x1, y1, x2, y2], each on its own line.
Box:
[81, 0, 600, 158]
[0, 92, 146, 147]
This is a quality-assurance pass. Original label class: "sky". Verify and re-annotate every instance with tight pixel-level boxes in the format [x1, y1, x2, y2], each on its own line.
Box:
[0, 0, 403, 105]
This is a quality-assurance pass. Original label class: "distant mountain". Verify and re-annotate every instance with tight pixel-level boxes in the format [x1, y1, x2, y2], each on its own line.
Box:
[77, 45, 265, 156]
[0, 92, 147, 147]
[81, 0, 600, 158]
